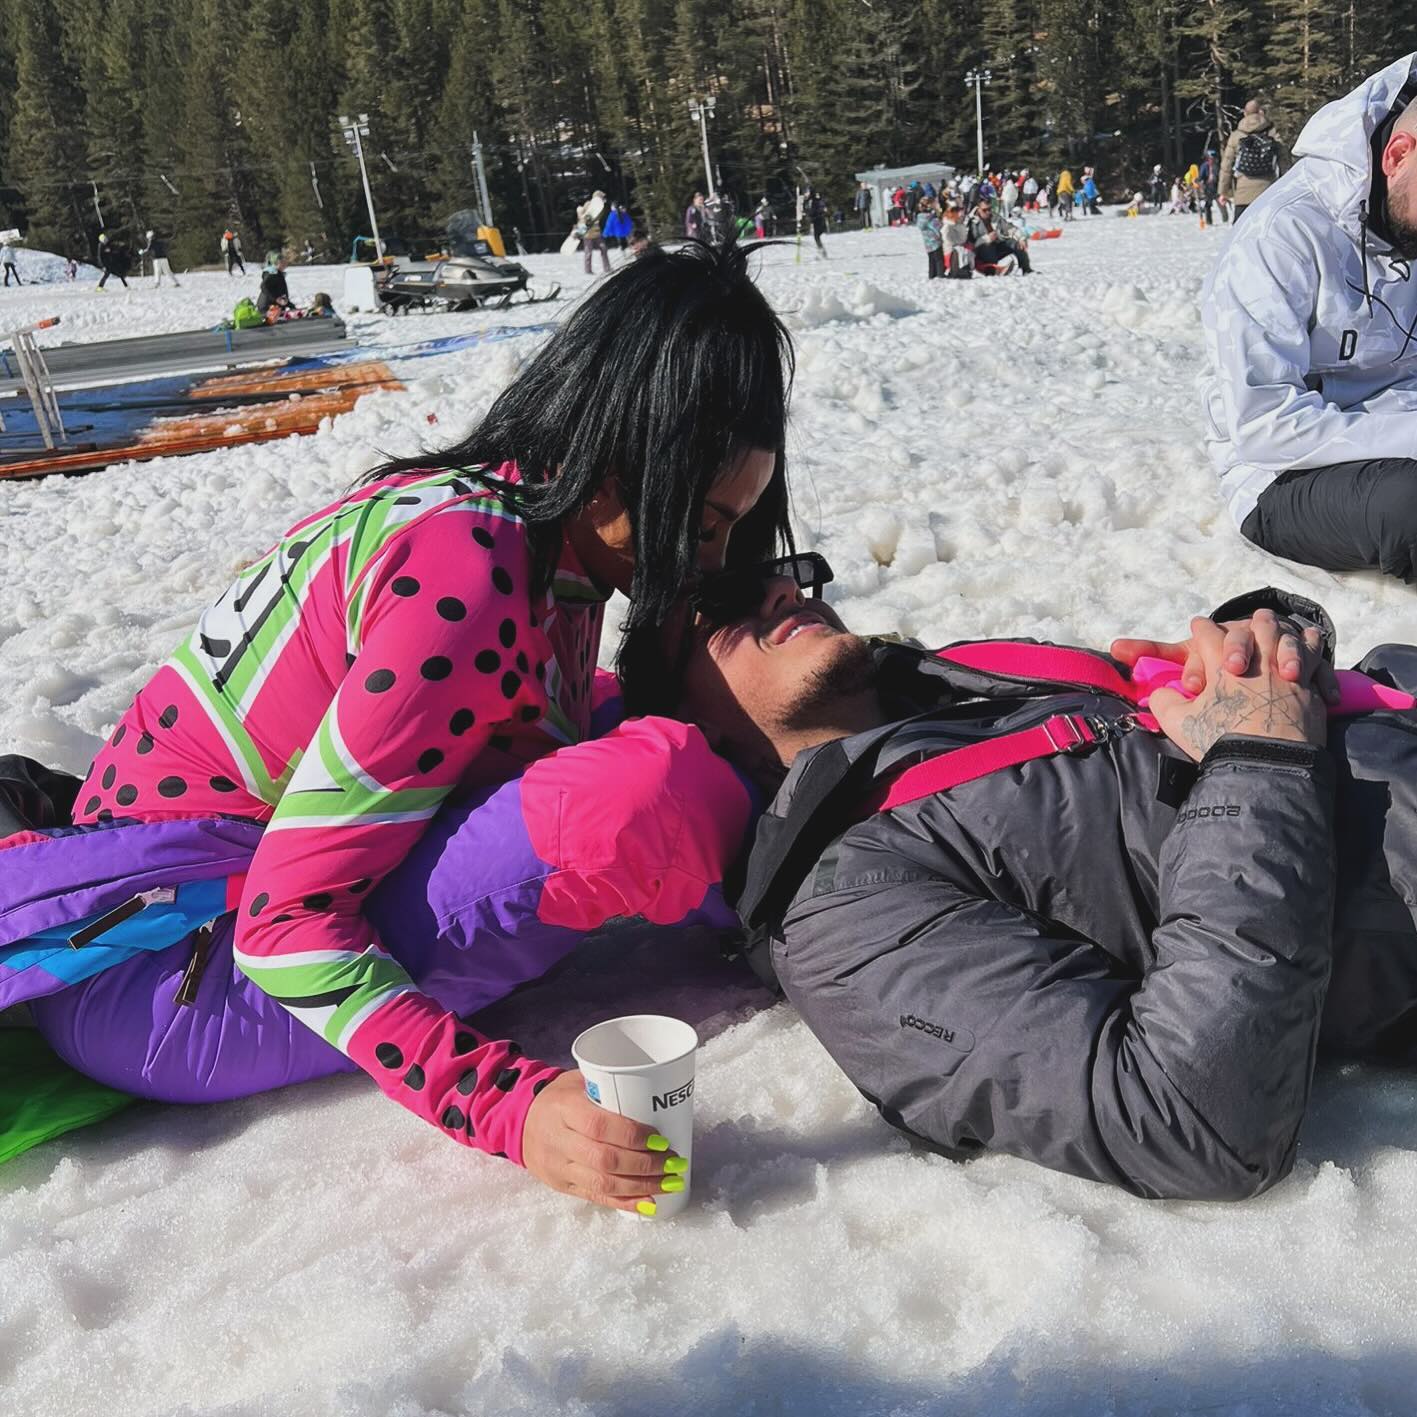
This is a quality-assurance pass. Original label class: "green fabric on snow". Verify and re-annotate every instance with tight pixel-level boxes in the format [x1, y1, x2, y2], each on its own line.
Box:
[0, 1028, 135, 1165]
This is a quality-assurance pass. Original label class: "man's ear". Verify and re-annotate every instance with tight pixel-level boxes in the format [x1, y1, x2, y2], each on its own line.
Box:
[1383, 132, 1417, 180]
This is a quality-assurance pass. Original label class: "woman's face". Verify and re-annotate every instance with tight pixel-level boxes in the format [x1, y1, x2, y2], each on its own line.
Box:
[570, 446, 777, 595]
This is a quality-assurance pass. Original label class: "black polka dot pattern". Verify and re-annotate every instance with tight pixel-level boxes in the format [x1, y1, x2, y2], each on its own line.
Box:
[417, 748, 444, 773]
[420, 656, 452, 681]
[83, 795, 100, 815]
[365, 669, 396, 693]
[209, 775, 238, 792]
[249, 892, 269, 916]
[158, 705, 178, 729]
[500, 672, 521, 700]
[436, 597, 466, 621]
[491, 567, 514, 595]
[456, 1067, 479, 1095]
[449, 709, 475, 735]
[493, 1068, 521, 1092]
[498, 619, 516, 648]
[303, 892, 332, 911]
[96, 809, 113, 823]
[532, 1077, 552, 1096]
[516, 652, 529, 673]
[520, 706, 540, 723]
[474, 650, 499, 674]
[375, 1042, 403, 1069]
[350, 877, 373, 894]
[157, 776, 187, 798]
[112, 725, 126, 747]
[472, 526, 495, 550]
[402, 1065, 425, 1091]
[441, 1104, 465, 1129]
[452, 1031, 478, 1055]
[116, 785, 138, 807]
[101, 765, 116, 789]
[136, 733, 154, 755]
[391, 576, 420, 597]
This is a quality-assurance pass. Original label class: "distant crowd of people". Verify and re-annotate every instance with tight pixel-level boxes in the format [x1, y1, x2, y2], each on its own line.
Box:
[1139, 101, 1288, 226]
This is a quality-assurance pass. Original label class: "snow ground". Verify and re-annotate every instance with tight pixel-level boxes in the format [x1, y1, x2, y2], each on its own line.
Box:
[3, 216, 1417, 1416]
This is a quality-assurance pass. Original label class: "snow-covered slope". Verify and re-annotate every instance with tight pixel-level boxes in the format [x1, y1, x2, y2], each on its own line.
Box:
[2, 217, 1415, 1417]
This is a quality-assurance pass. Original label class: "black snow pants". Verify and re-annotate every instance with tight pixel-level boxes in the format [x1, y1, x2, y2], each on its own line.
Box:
[1241, 458, 1417, 583]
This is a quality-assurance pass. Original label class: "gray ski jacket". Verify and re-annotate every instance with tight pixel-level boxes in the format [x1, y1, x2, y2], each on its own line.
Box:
[734, 589, 1417, 1202]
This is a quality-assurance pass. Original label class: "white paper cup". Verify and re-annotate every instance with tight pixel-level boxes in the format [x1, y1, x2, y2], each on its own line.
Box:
[571, 1014, 698, 1218]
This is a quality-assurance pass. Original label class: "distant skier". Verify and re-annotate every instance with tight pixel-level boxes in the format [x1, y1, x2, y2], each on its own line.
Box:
[143, 230, 181, 287]
[807, 189, 829, 258]
[221, 228, 246, 276]
[1, 241, 20, 286]
[1148, 164, 1167, 212]
[95, 232, 130, 290]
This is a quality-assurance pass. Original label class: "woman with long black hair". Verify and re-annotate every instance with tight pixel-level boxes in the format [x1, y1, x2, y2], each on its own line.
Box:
[66, 239, 794, 1208]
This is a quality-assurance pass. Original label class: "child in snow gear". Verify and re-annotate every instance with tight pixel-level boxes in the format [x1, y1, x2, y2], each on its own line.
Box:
[915, 198, 944, 279]
[1, 242, 20, 286]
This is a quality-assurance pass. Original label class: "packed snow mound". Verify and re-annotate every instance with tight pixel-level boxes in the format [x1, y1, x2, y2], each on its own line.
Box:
[0, 244, 99, 285]
[789, 279, 922, 328]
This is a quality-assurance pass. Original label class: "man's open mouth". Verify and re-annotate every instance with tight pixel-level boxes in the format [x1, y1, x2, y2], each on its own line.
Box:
[769, 611, 829, 646]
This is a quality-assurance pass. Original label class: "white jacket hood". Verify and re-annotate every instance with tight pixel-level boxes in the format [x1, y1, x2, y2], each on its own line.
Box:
[1291, 52, 1417, 244]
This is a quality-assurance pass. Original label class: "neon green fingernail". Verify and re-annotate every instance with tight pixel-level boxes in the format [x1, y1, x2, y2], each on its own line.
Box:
[636, 1200, 658, 1217]
[663, 1156, 688, 1174]
[660, 1177, 685, 1193]
[645, 1134, 669, 1152]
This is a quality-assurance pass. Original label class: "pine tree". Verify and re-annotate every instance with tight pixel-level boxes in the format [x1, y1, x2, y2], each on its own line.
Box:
[9, 0, 91, 254]
[1262, 0, 1343, 138]
[981, 0, 1042, 169]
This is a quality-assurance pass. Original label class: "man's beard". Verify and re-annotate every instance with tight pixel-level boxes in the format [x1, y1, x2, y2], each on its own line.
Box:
[778, 635, 879, 734]
[1384, 192, 1417, 260]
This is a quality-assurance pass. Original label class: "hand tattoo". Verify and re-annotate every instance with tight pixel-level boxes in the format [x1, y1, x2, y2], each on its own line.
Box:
[1178, 677, 1320, 757]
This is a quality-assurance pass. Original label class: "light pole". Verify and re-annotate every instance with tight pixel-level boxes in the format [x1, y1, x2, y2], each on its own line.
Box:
[688, 95, 717, 199]
[470, 131, 494, 228]
[338, 112, 384, 260]
[964, 69, 992, 175]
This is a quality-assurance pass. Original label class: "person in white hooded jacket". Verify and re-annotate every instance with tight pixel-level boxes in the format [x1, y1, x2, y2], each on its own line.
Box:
[1201, 53, 1417, 582]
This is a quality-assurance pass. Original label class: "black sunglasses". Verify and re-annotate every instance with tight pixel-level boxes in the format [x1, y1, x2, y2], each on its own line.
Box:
[689, 552, 835, 628]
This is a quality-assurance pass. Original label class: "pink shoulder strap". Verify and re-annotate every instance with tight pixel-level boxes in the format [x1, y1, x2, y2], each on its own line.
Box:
[935, 641, 1141, 702]
[865, 714, 1114, 814]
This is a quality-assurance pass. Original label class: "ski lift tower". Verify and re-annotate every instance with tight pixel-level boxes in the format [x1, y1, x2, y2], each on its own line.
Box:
[338, 113, 385, 261]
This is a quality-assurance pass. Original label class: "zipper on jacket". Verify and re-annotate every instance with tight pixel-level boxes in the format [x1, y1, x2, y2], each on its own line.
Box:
[68, 886, 178, 949]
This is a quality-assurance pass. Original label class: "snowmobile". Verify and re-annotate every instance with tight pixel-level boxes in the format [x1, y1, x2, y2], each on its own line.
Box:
[375, 243, 559, 314]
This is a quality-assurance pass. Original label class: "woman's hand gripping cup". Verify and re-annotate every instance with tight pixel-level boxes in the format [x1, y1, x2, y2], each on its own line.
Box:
[522, 1071, 689, 1217]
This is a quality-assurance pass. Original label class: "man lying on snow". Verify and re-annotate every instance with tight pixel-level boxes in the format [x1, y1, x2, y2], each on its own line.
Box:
[1202, 53, 1417, 583]
[670, 556, 1417, 1202]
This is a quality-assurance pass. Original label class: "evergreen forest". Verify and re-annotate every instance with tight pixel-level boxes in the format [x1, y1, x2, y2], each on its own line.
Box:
[1, 0, 1415, 265]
